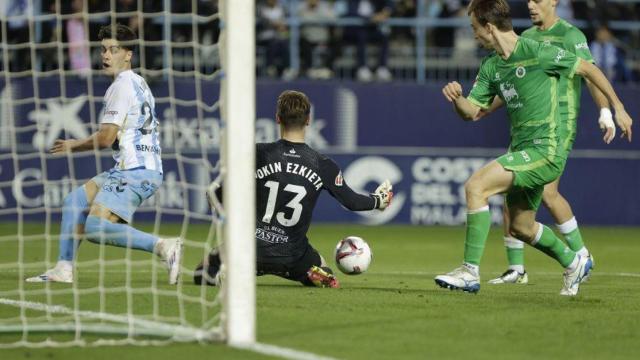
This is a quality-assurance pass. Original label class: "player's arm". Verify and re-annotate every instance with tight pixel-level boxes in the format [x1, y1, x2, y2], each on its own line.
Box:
[584, 79, 616, 143]
[576, 59, 633, 141]
[567, 29, 617, 143]
[476, 96, 504, 120]
[320, 159, 392, 211]
[50, 124, 119, 154]
[442, 81, 483, 121]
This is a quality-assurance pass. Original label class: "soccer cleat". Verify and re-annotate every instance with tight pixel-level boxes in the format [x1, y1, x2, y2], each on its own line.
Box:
[435, 264, 480, 293]
[307, 266, 340, 288]
[162, 237, 183, 285]
[488, 269, 529, 284]
[26, 263, 73, 283]
[581, 253, 595, 283]
[560, 255, 593, 296]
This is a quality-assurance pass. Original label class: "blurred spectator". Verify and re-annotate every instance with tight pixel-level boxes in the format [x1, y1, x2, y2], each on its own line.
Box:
[556, 0, 574, 22]
[343, 0, 394, 82]
[590, 25, 633, 83]
[432, 0, 465, 50]
[298, 0, 336, 79]
[392, 0, 416, 42]
[2, 0, 32, 72]
[67, 0, 91, 76]
[257, 0, 294, 79]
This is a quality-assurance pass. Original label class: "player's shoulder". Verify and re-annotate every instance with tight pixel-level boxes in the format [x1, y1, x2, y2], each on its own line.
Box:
[558, 19, 587, 39]
[109, 71, 138, 94]
[521, 26, 537, 38]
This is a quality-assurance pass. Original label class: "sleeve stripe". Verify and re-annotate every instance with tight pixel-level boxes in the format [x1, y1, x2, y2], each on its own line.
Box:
[467, 96, 491, 110]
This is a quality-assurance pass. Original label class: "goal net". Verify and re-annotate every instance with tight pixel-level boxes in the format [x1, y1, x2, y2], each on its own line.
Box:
[0, 0, 255, 347]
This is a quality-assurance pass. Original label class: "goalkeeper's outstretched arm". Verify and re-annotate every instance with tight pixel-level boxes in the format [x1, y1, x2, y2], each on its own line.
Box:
[50, 124, 119, 154]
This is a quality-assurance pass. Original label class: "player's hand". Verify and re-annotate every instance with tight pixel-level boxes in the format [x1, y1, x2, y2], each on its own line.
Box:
[372, 180, 393, 211]
[50, 139, 76, 154]
[614, 108, 633, 142]
[598, 108, 615, 144]
[442, 81, 463, 103]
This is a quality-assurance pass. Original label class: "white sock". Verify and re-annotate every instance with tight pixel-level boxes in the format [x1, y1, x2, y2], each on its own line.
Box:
[577, 246, 589, 257]
[566, 255, 580, 271]
[463, 262, 480, 276]
[508, 265, 525, 274]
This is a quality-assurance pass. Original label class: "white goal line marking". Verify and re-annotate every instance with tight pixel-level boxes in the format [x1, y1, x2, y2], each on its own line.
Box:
[236, 342, 340, 360]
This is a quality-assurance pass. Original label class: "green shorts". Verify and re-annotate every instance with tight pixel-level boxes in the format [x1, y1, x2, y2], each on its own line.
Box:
[496, 148, 566, 210]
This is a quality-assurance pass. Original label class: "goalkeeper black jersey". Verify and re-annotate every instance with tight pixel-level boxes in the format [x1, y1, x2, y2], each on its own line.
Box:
[255, 139, 376, 263]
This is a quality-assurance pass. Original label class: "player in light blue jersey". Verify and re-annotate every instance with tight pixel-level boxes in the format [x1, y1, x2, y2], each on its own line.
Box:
[27, 24, 183, 285]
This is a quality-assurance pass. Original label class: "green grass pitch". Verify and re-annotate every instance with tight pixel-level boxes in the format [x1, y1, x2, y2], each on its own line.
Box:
[1, 223, 639, 359]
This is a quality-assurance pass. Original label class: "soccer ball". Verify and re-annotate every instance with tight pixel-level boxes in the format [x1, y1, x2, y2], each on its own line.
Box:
[334, 236, 372, 275]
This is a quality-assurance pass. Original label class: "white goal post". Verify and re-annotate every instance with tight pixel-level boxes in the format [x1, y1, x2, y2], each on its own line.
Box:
[220, 0, 257, 346]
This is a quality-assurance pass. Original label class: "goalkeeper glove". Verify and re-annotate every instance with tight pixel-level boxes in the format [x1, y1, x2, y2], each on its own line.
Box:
[598, 108, 615, 144]
[372, 180, 393, 210]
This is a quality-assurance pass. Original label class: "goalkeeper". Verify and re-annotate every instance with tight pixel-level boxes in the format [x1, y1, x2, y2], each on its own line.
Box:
[194, 90, 393, 288]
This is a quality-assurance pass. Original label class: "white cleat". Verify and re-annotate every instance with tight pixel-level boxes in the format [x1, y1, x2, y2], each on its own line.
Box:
[581, 253, 594, 283]
[162, 237, 183, 285]
[26, 263, 73, 283]
[560, 255, 593, 296]
[435, 264, 480, 293]
[488, 269, 528, 284]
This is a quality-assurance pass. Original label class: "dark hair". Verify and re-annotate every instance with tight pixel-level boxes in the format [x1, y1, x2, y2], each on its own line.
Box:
[98, 24, 137, 51]
[468, 0, 513, 31]
[277, 90, 311, 128]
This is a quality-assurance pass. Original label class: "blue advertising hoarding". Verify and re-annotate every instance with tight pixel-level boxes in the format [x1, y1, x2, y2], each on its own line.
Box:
[0, 79, 638, 225]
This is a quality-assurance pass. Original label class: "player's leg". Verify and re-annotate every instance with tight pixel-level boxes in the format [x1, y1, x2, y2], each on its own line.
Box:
[542, 178, 590, 258]
[194, 249, 222, 286]
[83, 169, 183, 284]
[26, 179, 101, 283]
[508, 191, 591, 296]
[288, 244, 338, 288]
[435, 160, 514, 293]
[488, 203, 528, 284]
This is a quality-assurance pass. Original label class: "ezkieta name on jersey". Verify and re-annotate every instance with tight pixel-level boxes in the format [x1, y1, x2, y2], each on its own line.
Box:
[255, 161, 323, 191]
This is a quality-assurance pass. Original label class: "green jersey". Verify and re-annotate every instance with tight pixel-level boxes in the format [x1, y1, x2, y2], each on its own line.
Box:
[468, 36, 580, 158]
[521, 19, 594, 150]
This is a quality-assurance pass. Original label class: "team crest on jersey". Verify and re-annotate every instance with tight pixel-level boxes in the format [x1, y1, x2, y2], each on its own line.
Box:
[554, 49, 566, 63]
[335, 171, 344, 187]
[515, 66, 526, 78]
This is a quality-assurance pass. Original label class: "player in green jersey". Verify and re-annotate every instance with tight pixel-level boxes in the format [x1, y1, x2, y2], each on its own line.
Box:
[486, 0, 632, 285]
[434, 0, 633, 296]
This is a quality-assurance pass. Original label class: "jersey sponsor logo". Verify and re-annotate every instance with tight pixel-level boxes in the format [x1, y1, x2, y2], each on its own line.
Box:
[555, 49, 566, 63]
[499, 82, 523, 109]
[494, 72, 501, 81]
[515, 66, 526, 78]
[335, 171, 343, 187]
[105, 110, 118, 116]
[255, 227, 289, 244]
[543, 40, 551, 46]
[575, 42, 589, 50]
[520, 151, 531, 162]
[135, 144, 160, 154]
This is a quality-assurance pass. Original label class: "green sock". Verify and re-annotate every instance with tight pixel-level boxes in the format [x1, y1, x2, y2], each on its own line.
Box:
[505, 239, 525, 267]
[534, 225, 576, 267]
[563, 228, 585, 252]
[463, 209, 491, 266]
